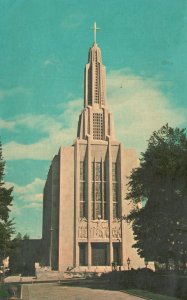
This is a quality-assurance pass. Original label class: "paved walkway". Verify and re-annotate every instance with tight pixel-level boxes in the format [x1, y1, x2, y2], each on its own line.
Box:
[22, 282, 143, 300]
[5, 275, 35, 283]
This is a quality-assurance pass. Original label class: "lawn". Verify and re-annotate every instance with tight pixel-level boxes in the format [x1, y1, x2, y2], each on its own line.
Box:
[0, 282, 21, 299]
[125, 289, 180, 300]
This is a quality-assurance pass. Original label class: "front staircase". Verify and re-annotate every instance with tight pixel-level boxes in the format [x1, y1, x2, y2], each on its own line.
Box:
[35, 267, 63, 281]
[71, 266, 112, 273]
[35, 265, 113, 281]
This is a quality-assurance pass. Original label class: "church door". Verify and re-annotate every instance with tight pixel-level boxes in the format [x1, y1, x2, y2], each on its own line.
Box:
[91, 243, 107, 266]
[79, 243, 87, 266]
[113, 243, 120, 265]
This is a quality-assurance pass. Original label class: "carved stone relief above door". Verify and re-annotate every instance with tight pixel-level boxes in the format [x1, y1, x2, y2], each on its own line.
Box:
[78, 217, 121, 239]
[112, 219, 122, 238]
[90, 219, 109, 238]
[78, 218, 87, 238]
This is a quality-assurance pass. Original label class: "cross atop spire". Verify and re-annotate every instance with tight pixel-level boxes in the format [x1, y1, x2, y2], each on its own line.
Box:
[92, 22, 100, 44]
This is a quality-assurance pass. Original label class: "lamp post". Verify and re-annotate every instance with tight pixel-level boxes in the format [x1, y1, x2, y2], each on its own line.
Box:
[49, 226, 54, 270]
[117, 238, 121, 270]
[144, 259, 148, 268]
[127, 257, 131, 270]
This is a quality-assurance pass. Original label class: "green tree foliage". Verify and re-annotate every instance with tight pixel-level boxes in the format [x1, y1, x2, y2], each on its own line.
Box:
[8, 232, 30, 274]
[126, 124, 187, 268]
[0, 141, 14, 260]
[23, 233, 30, 240]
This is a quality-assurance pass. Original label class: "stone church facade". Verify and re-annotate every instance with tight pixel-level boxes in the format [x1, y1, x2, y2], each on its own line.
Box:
[42, 35, 144, 271]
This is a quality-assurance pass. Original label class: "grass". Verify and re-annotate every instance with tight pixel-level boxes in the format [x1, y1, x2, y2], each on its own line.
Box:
[60, 278, 181, 300]
[0, 282, 21, 299]
[0, 283, 9, 298]
[125, 289, 180, 300]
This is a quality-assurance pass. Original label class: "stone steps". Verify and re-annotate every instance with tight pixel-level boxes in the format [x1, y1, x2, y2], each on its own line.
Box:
[70, 266, 112, 273]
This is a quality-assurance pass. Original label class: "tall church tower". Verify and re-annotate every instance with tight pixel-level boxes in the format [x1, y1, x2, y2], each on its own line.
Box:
[42, 23, 144, 271]
[77, 33, 114, 141]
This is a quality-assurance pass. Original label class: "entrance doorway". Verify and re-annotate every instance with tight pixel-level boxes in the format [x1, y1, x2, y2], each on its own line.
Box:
[91, 243, 108, 266]
[113, 242, 121, 265]
[79, 243, 87, 266]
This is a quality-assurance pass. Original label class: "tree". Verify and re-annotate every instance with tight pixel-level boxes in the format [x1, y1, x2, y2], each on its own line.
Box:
[126, 124, 187, 269]
[8, 232, 24, 274]
[0, 141, 14, 262]
[23, 233, 30, 240]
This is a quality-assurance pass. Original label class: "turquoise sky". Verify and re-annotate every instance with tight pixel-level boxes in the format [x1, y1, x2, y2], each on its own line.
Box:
[0, 0, 187, 238]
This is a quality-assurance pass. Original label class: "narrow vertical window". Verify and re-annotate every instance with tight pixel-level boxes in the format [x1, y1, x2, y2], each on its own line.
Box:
[80, 161, 85, 181]
[112, 162, 119, 218]
[93, 113, 103, 140]
[80, 162, 86, 218]
[88, 67, 92, 105]
[91, 161, 107, 220]
[112, 163, 117, 182]
[95, 162, 101, 181]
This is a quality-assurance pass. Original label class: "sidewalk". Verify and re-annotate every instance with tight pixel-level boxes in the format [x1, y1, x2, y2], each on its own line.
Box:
[5, 276, 36, 283]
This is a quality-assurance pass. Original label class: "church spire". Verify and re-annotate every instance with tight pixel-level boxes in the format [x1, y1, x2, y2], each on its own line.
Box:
[77, 23, 115, 141]
[91, 22, 100, 44]
[84, 23, 106, 108]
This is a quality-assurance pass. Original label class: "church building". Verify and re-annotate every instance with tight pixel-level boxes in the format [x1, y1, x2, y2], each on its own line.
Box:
[42, 23, 144, 271]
